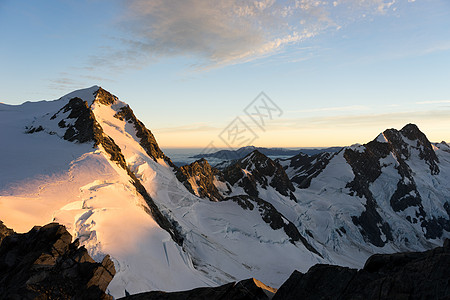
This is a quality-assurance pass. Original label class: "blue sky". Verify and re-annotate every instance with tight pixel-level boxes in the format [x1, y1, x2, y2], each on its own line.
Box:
[1, 0, 449, 148]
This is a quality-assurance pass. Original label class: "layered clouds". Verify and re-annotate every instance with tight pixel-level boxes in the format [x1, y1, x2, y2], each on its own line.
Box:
[119, 0, 404, 67]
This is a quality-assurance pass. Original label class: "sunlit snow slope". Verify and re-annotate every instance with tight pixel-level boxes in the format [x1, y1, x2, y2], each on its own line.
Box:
[0, 87, 323, 298]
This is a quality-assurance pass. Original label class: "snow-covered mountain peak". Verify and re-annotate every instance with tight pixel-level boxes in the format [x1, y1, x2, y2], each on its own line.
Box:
[332, 124, 448, 246]
[91, 87, 130, 113]
[435, 141, 450, 153]
[57, 85, 122, 109]
[222, 150, 296, 200]
[58, 85, 99, 106]
[376, 123, 439, 175]
[399, 123, 428, 140]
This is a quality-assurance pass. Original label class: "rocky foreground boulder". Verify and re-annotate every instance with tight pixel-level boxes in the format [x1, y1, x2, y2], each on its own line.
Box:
[273, 239, 450, 300]
[0, 222, 115, 300]
[119, 278, 275, 300]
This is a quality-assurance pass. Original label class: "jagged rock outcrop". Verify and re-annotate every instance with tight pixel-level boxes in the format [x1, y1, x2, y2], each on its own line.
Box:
[119, 278, 273, 300]
[179, 151, 297, 203]
[389, 123, 440, 174]
[58, 97, 103, 144]
[26, 97, 98, 144]
[112, 100, 174, 167]
[94, 87, 118, 106]
[223, 150, 296, 200]
[279, 151, 336, 189]
[0, 221, 14, 245]
[273, 239, 450, 300]
[176, 158, 231, 201]
[0, 222, 115, 300]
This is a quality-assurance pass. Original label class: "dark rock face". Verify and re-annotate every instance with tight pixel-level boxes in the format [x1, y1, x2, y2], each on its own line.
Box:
[26, 97, 100, 146]
[119, 278, 272, 300]
[0, 222, 115, 300]
[176, 159, 231, 201]
[344, 124, 449, 246]
[281, 152, 335, 189]
[395, 123, 440, 174]
[114, 104, 174, 167]
[351, 199, 393, 248]
[132, 175, 184, 246]
[344, 140, 394, 247]
[224, 195, 321, 256]
[223, 151, 296, 200]
[0, 221, 14, 245]
[273, 239, 450, 300]
[274, 267, 357, 300]
[60, 97, 102, 144]
[224, 195, 300, 243]
[94, 87, 118, 106]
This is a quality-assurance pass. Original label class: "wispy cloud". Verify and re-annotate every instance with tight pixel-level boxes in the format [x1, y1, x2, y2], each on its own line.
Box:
[287, 104, 370, 114]
[47, 72, 115, 93]
[153, 123, 219, 134]
[416, 100, 450, 105]
[421, 41, 450, 55]
[107, 0, 405, 69]
[268, 108, 450, 130]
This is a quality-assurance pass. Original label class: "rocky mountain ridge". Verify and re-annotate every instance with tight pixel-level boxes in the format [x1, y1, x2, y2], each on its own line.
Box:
[273, 238, 450, 300]
[191, 145, 341, 161]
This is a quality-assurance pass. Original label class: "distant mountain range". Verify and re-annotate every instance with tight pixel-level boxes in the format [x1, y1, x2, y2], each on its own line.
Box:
[1, 86, 449, 298]
[191, 145, 342, 160]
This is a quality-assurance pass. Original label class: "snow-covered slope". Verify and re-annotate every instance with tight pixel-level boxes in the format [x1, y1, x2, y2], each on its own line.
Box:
[1, 87, 449, 298]
[0, 87, 322, 298]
